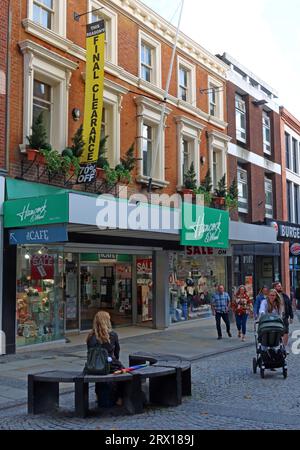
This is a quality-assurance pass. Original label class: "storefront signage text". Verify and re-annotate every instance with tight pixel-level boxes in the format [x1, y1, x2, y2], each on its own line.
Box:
[181, 204, 229, 249]
[4, 194, 69, 228]
[31, 254, 54, 280]
[78, 20, 105, 184]
[185, 246, 232, 256]
[269, 220, 300, 242]
[9, 225, 68, 245]
[290, 243, 300, 256]
[136, 259, 152, 275]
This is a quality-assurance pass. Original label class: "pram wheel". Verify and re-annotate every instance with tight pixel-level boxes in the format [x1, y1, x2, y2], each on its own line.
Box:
[283, 367, 288, 379]
[252, 357, 257, 374]
[260, 368, 265, 378]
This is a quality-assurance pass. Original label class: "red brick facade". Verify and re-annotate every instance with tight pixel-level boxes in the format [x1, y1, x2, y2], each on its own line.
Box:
[7, 0, 228, 197]
[0, 0, 10, 171]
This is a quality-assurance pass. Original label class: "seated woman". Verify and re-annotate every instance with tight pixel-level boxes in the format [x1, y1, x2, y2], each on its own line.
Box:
[86, 311, 124, 407]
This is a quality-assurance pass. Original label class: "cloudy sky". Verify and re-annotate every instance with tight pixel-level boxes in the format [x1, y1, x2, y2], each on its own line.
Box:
[141, 0, 300, 119]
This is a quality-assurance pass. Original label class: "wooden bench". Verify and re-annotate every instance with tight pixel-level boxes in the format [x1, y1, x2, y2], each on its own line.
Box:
[129, 352, 192, 396]
[28, 365, 182, 418]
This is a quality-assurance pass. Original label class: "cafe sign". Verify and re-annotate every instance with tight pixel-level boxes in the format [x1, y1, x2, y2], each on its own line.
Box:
[181, 203, 229, 249]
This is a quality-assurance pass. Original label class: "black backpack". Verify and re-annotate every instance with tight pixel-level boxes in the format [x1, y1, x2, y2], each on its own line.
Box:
[84, 342, 111, 375]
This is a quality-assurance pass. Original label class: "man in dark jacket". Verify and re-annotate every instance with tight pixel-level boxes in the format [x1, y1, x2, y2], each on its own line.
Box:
[273, 282, 294, 347]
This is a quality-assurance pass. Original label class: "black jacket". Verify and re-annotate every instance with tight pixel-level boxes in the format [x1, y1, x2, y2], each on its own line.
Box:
[281, 293, 294, 321]
[87, 331, 123, 370]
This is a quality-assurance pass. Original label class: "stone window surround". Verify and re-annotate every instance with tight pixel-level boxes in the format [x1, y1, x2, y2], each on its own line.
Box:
[207, 130, 232, 188]
[134, 96, 171, 188]
[19, 40, 78, 152]
[88, 0, 118, 65]
[177, 55, 196, 106]
[138, 30, 162, 89]
[207, 75, 224, 121]
[26, 0, 66, 36]
[175, 116, 205, 189]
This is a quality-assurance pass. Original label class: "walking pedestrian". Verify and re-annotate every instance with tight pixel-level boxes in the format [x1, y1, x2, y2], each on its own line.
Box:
[253, 286, 269, 320]
[211, 284, 232, 340]
[294, 286, 300, 323]
[273, 282, 294, 347]
[259, 289, 284, 317]
[231, 285, 253, 341]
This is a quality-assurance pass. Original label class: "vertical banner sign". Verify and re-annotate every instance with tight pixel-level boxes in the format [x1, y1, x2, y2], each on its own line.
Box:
[78, 20, 105, 184]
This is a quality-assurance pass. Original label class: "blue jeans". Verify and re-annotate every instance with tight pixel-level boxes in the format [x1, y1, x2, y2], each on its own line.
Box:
[236, 314, 248, 335]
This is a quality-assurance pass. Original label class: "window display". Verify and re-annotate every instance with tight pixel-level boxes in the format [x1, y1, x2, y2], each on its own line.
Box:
[169, 252, 227, 323]
[136, 258, 153, 322]
[16, 247, 64, 346]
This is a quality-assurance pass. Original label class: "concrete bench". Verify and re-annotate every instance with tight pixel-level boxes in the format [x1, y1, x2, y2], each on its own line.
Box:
[28, 365, 182, 418]
[129, 352, 192, 396]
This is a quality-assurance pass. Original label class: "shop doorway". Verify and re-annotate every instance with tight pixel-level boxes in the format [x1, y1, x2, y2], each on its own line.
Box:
[80, 253, 133, 330]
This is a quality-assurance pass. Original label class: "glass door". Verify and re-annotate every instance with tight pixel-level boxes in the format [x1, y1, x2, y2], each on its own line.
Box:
[64, 253, 79, 331]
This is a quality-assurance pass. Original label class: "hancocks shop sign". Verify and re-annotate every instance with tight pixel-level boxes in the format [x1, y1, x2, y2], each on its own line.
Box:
[180, 203, 229, 249]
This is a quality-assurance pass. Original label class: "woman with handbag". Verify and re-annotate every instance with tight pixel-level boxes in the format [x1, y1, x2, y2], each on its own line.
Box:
[86, 311, 124, 407]
[231, 285, 253, 341]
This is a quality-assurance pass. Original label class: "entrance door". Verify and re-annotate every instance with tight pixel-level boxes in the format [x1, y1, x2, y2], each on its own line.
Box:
[65, 254, 79, 331]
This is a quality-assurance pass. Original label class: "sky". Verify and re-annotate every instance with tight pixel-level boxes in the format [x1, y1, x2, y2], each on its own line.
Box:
[141, 0, 300, 119]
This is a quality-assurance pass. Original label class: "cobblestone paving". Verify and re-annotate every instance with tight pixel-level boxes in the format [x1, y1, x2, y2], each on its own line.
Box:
[0, 344, 300, 430]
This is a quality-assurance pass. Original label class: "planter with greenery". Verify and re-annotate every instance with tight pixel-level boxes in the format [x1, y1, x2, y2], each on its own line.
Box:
[26, 112, 51, 163]
[183, 162, 197, 194]
[213, 174, 227, 208]
[194, 169, 213, 206]
[225, 178, 239, 210]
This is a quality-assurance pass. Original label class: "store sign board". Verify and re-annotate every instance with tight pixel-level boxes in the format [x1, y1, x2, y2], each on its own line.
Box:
[9, 225, 68, 245]
[268, 219, 300, 242]
[136, 258, 152, 275]
[290, 243, 300, 256]
[181, 203, 229, 249]
[185, 246, 232, 256]
[78, 20, 105, 184]
[4, 193, 69, 228]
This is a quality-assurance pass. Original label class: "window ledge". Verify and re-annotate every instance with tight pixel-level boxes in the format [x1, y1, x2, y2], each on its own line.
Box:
[22, 19, 86, 61]
[136, 175, 169, 189]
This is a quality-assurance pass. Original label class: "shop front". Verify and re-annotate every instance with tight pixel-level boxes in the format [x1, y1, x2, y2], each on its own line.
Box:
[2, 179, 178, 353]
[168, 246, 230, 323]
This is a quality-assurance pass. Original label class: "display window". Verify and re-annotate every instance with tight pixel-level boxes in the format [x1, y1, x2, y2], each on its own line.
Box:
[136, 257, 153, 322]
[16, 246, 65, 347]
[169, 252, 227, 323]
[80, 253, 133, 329]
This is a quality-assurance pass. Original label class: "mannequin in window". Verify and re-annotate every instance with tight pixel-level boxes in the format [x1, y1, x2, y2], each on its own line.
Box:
[180, 273, 195, 320]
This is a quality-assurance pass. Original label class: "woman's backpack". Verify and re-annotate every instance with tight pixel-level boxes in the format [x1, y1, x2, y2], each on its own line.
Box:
[84, 343, 111, 375]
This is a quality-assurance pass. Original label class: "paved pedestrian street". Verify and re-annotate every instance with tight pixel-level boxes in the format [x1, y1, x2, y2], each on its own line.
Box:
[0, 325, 300, 430]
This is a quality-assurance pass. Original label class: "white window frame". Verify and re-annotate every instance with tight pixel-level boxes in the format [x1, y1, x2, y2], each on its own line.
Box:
[138, 31, 161, 88]
[27, 0, 66, 36]
[263, 110, 271, 155]
[207, 130, 231, 189]
[207, 76, 224, 121]
[175, 116, 204, 189]
[235, 94, 247, 143]
[237, 167, 248, 214]
[88, 0, 118, 65]
[135, 96, 171, 188]
[19, 40, 78, 152]
[177, 56, 196, 105]
[265, 177, 273, 219]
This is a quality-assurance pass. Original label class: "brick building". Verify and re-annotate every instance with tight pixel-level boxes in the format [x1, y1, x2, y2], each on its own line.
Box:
[3, 0, 238, 353]
[280, 107, 300, 296]
[217, 53, 282, 296]
[0, 0, 10, 354]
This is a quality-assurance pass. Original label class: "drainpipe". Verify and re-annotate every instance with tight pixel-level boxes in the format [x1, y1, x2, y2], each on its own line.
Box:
[5, 0, 12, 172]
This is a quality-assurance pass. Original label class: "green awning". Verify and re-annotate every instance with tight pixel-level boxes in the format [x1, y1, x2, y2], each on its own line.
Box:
[6, 178, 67, 200]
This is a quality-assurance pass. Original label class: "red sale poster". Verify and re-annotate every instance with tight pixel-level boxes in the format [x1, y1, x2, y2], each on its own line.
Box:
[31, 254, 54, 280]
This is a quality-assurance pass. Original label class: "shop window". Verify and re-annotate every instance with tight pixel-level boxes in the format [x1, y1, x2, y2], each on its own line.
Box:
[89, 0, 117, 64]
[208, 76, 224, 120]
[177, 57, 196, 105]
[262, 111, 271, 155]
[265, 177, 273, 219]
[33, 79, 52, 144]
[235, 94, 247, 143]
[136, 257, 153, 322]
[237, 167, 248, 214]
[33, 0, 54, 30]
[20, 40, 77, 152]
[16, 246, 65, 347]
[139, 31, 161, 88]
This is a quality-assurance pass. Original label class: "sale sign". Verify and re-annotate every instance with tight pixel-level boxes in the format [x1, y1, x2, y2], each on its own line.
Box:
[31, 254, 54, 280]
[136, 259, 152, 275]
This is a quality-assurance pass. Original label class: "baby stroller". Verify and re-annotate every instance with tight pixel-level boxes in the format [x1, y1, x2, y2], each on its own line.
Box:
[252, 314, 287, 379]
